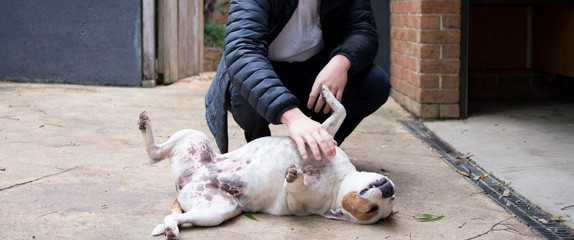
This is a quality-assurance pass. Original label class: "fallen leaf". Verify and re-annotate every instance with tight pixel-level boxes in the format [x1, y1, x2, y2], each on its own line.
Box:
[495, 181, 511, 186]
[75, 221, 86, 227]
[415, 214, 444, 222]
[538, 218, 548, 224]
[550, 216, 565, 223]
[457, 171, 470, 178]
[452, 160, 463, 165]
[499, 189, 511, 199]
[457, 152, 474, 159]
[244, 213, 259, 221]
[473, 173, 489, 181]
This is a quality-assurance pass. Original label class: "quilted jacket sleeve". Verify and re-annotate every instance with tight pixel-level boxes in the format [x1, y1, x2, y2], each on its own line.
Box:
[328, 0, 378, 77]
[224, 0, 299, 124]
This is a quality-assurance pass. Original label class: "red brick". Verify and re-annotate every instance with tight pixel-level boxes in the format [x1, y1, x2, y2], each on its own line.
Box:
[442, 45, 460, 58]
[405, 55, 417, 71]
[391, 52, 403, 66]
[390, 15, 404, 27]
[404, 42, 415, 56]
[391, 40, 406, 54]
[441, 75, 460, 88]
[442, 15, 461, 29]
[440, 104, 460, 118]
[392, 1, 418, 14]
[391, 65, 407, 84]
[417, 44, 440, 58]
[419, 89, 459, 103]
[392, 28, 418, 41]
[418, 59, 460, 74]
[420, 15, 441, 29]
[420, 1, 461, 14]
[419, 104, 439, 118]
[418, 30, 460, 44]
[413, 74, 440, 88]
[391, 75, 416, 99]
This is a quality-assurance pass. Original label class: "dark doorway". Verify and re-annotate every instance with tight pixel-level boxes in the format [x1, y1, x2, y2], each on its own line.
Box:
[462, 0, 574, 117]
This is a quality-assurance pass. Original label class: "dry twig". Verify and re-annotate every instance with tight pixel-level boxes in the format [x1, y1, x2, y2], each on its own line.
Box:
[466, 217, 525, 240]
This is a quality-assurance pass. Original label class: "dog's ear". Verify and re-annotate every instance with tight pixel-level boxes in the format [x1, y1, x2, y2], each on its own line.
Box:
[324, 209, 350, 221]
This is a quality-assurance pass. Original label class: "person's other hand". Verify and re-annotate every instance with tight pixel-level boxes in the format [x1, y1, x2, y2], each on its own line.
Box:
[280, 108, 337, 160]
[308, 54, 351, 114]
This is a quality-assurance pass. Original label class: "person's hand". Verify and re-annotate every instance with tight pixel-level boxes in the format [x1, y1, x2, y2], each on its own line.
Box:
[308, 55, 351, 114]
[280, 108, 337, 160]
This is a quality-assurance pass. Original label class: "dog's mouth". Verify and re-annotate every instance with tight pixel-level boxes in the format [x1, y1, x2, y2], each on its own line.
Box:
[360, 178, 394, 198]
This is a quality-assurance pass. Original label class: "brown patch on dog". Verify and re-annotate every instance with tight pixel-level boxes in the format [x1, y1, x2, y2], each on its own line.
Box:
[342, 191, 378, 221]
[170, 199, 183, 214]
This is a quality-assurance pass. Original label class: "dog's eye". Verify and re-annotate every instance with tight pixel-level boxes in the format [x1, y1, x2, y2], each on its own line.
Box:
[366, 205, 379, 214]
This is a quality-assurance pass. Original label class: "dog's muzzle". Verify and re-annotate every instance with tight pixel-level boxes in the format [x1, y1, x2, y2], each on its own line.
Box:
[360, 178, 395, 198]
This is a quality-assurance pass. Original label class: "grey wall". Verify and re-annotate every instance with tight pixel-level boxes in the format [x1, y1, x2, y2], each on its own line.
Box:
[0, 0, 142, 86]
[372, 0, 391, 74]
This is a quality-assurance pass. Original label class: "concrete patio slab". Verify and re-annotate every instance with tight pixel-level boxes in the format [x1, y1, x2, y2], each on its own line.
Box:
[0, 82, 540, 239]
[424, 99, 574, 231]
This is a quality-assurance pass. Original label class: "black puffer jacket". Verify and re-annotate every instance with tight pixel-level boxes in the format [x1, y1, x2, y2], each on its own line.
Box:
[205, 0, 378, 153]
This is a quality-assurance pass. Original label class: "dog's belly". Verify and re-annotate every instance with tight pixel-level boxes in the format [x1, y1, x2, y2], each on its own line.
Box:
[218, 137, 298, 214]
[215, 136, 356, 215]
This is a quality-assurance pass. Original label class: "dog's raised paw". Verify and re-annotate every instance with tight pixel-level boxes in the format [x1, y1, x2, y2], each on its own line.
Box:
[285, 164, 300, 183]
[138, 111, 149, 131]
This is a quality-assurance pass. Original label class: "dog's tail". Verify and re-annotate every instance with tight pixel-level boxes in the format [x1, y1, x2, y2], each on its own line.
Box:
[320, 85, 347, 137]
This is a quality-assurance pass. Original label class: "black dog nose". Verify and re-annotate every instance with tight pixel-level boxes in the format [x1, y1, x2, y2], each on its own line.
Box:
[377, 181, 394, 198]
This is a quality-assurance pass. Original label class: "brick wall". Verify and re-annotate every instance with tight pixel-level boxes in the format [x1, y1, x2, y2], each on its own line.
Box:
[389, 0, 461, 118]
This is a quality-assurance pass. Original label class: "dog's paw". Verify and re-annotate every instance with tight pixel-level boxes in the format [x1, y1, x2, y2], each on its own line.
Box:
[165, 224, 180, 240]
[285, 164, 300, 183]
[163, 215, 180, 239]
[139, 111, 149, 131]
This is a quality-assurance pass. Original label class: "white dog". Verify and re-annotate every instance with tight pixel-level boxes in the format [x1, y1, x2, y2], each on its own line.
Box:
[139, 85, 395, 239]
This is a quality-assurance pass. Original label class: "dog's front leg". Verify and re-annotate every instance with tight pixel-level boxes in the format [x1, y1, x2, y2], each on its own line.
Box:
[283, 164, 308, 213]
[284, 164, 306, 191]
[320, 85, 347, 136]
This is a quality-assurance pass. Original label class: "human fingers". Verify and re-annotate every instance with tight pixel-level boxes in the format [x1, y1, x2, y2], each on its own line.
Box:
[304, 134, 322, 161]
[307, 83, 321, 110]
[315, 130, 336, 160]
[293, 136, 308, 160]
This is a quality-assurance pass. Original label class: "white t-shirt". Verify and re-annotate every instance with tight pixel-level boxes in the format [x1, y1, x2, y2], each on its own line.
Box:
[268, 0, 324, 63]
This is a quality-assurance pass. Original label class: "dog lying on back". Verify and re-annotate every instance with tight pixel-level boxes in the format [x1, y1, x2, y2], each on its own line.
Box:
[139, 85, 395, 239]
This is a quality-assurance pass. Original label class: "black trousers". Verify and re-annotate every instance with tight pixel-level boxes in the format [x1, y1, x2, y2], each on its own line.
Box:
[228, 53, 391, 146]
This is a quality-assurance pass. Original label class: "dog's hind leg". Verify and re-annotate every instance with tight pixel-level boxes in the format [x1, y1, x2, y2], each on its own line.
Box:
[320, 85, 347, 137]
[152, 193, 242, 239]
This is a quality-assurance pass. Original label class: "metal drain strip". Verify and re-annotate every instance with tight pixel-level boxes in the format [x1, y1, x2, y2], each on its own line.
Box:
[400, 120, 574, 240]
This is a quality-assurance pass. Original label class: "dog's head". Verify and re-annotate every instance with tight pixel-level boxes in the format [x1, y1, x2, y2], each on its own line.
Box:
[327, 172, 395, 224]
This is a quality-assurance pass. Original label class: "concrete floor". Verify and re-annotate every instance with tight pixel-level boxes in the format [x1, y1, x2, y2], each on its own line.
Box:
[424, 99, 574, 231]
[0, 81, 545, 239]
